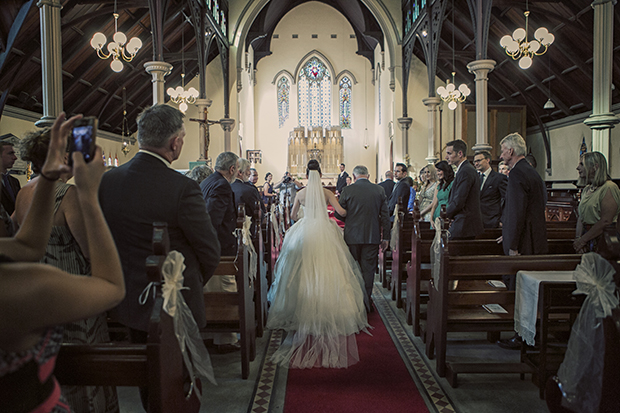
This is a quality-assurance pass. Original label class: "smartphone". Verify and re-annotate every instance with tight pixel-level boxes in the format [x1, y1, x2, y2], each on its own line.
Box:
[69, 117, 97, 166]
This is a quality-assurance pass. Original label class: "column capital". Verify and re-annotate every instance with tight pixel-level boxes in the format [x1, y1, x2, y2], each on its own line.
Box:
[195, 98, 212, 108]
[472, 142, 493, 152]
[144, 61, 173, 76]
[422, 96, 442, 107]
[397, 117, 413, 130]
[584, 113, 620, 129]
[591, 0, 617, 6]
[220, 118, 236, 132]
[37, 0, 62, 8]
[467, 59, 496, 77]
[425, 155, 439, 164]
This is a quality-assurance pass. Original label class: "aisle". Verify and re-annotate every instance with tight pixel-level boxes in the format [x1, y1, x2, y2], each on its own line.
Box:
[248, 284, 457, 413]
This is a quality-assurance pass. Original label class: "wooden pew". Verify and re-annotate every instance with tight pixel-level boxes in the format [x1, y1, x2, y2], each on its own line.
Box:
[424, 224, 582, 386]
[406, 215, 577, 337]
[55, 223, 201, 413]
[390, 198, 414, 308]
[202, 207, 257, 379]
[248, 202, 269, 339]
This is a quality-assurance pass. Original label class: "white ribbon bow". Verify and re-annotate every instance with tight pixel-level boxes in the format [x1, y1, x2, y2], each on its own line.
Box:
[270, 204, 281, 246]
[162, 251, 217, 392]
[431, 217, 442, 291]
[241, 216, 258, 281]
[390, 204, 400, 251]
[572, 252, 619, 318]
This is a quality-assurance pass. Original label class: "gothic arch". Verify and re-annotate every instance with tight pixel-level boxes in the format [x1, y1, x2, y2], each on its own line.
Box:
[293, 51, 336, 85]
[271, 69, 294, 85]
[336, 70, 358, 85]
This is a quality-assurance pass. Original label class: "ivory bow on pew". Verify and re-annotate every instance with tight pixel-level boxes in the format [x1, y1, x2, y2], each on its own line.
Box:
[240, 216, 258, 281]
[390, 204, 400, 251]
[161, 251, 218, 394]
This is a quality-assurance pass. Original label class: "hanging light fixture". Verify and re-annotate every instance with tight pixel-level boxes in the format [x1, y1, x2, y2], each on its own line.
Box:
[167, 14, 198, 113]
[543, 55, 555, 109]
[500, 0, 554, 69]
[437, 0, 471, 110]
[90, 0, 142, 73]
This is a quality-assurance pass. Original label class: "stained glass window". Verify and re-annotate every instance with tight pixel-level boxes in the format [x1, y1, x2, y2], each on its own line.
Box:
[339, 76, 352, 129]
[277, 77, 290, 128]
[298, 57, 331, 128]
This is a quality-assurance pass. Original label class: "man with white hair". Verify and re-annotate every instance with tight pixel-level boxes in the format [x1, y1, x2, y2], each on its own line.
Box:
[498, 133, 548, 350]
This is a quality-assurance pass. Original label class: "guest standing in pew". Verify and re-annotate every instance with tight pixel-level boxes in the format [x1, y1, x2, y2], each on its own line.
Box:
[336, 165, 392, 311]
[99, 105, 221, 409]
[444, 139, 483, 239]
[249, 168, 261, 192]
[574, 151, 620, 253]
[232, 158, 265, 232]
[417, 165, 439, 221]
[262, 172, 275, 207]
[404, 176, 417, 213]
[267, 160, 370, 368]
[186, 163, 213, 185]
[14, 128, 120, 413]
[387, 163, 411, 219]
[474, 150, 507, 228]
[378, 170, 395, 199]
[201, 151, 242, 353]
[430, 160, 455, 223]
[0, 113, 125, 413]
[0, 137, 21, 215]
[498, 160, 511, 176]
[497, 133, 548, 349]
[336, 162, 349, 195]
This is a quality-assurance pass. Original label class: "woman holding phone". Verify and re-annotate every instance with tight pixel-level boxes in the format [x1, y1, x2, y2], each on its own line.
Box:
[0, 113, 124, 413]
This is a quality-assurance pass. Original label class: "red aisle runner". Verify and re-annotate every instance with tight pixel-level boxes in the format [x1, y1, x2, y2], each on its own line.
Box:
[284, 309, 429, 412]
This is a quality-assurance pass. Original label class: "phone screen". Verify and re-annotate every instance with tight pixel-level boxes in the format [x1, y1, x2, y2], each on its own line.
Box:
[72, 125, 94, 162]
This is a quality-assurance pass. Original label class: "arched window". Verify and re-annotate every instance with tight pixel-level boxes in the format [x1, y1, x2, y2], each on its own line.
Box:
[339, 76, 352, 129]
[277, 77, 290, 128]
[298, 57, 331, 128]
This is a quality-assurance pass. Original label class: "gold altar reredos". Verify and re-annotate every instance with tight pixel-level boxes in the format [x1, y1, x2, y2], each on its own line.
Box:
[288, 126, 344, 178]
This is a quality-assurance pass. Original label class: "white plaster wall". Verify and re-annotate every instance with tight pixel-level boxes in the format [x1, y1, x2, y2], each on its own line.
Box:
[252, 1, 375, 181]
[528, 122, 620, 181]
[238, 47, 256, 155]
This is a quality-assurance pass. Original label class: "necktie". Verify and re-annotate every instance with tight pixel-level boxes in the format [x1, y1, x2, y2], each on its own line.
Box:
[479, 172, 485, 190]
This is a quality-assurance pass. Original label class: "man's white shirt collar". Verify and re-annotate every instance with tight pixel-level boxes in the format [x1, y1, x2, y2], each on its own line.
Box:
[455, 160, 465, 174]
[139, 149, 173, 169]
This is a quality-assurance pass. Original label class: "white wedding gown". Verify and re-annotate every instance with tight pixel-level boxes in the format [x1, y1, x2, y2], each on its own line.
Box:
[266, 170, 370, 369]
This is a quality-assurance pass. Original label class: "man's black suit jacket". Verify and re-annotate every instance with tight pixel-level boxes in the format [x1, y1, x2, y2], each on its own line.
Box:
[231, 179, 263, 217]
[502, 158, 548, 255]
[201, 170, 237, 256]
[337, 178, 391, 245]
[479, 169, 507, 228]
[99, 152, 220, 332]
[336, 171, 349, 193]
[446, 160, 483, 238]
[1, 173, 21, 215]
[388, 179, 411, 217]
[378, 179, 395, 199]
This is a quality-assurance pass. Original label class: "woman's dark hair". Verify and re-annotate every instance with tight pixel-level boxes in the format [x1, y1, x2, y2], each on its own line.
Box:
[265, 172, 272, 180]
[306, 159, 321, 175]
[20, 128, 53, 173]
[402, 176, 414, 187]
[434, 160, 454, 190]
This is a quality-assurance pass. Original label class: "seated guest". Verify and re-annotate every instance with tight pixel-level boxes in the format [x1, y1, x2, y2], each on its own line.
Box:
[430, 160, 455, 223]
[0, 113, 124, 413]
[474, 150, 507, 228]
[378, 170, 395, 199]
[417, 165, 439, 221]
[14, 127, 119, 412]
[574, 151, 620, 253]
[186, 164, 213, 185]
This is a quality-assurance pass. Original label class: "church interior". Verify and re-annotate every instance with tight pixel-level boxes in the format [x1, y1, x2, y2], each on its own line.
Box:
[1, 0, 620, 412]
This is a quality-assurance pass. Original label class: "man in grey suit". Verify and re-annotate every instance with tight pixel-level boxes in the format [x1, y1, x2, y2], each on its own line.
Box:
[337, 165, 391, 311]
[99, 104, 221, 370]
[474, 150, 507, 228]
[445, 139, 483, 239]
[378, 170, 395, 199]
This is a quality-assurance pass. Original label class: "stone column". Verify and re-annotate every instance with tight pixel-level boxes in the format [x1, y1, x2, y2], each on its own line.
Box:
[195, 98, 212, 162]
[144, 61, 172, 105]
[422, 96, 441, 164]
[584, 0, 619, 158]
[220, 118, 236, 153]
[467, 59, 496, 152]
[397, 117, 413, 161]
[35, 0, 63, 128]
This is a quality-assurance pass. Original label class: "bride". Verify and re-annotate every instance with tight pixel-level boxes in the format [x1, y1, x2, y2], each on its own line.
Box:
[266, 160, 371, 369]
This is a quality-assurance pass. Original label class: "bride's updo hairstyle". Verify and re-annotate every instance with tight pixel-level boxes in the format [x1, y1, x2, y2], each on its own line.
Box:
[306, 159, 321, 176]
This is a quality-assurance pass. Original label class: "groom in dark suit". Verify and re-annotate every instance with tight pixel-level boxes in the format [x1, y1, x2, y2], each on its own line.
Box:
[474, 150, 507, 228]
[337, 165, 391, 311]
[99, 104, 221, 336]
[445, 139, 483, 239]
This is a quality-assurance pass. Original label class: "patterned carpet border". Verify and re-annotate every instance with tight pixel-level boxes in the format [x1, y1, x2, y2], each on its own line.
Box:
[373, 284, 458, 413]
[249, 329, 283, 413]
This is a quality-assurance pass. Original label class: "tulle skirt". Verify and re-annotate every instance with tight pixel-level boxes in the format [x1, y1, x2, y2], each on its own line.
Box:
[266, 215, 371, 369]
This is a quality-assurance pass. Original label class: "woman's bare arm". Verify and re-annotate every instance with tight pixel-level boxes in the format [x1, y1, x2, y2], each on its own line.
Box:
[574, 188, 618, 251]
[325, 189, 347, 217]
[428, 186, 440, 221]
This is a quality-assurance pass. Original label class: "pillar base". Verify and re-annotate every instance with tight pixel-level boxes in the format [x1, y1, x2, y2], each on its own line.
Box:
[472, 143, 493, 152]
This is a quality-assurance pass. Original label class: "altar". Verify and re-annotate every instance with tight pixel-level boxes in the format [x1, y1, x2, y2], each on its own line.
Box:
[287, 125, 343, 185]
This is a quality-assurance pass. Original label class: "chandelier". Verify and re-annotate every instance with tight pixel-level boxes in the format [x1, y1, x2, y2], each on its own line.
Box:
[167, 14, 198, 113]
[436, 0, 471, 111]
[90, 1, 142, 72]
[500, 2, 554, 69]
